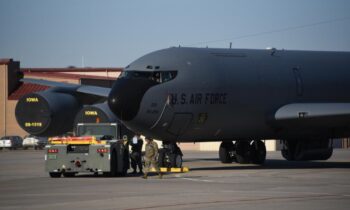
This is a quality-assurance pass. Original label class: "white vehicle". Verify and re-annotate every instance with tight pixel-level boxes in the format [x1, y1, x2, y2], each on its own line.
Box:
[0, 136, 23, 150]
[23, 135, 47, 150]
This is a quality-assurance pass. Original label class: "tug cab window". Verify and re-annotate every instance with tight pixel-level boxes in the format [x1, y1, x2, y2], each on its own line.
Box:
[119, 71, 177, 83]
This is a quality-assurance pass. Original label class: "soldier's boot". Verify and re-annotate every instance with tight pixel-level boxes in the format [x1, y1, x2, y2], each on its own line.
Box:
[158, 172, 163, 179]
[142, 173, 148, 179]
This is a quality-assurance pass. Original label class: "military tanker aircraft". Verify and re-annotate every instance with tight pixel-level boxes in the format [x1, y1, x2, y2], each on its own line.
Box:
[16, 47, 350, 167]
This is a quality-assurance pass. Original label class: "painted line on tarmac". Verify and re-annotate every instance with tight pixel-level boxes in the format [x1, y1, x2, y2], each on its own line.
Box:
[174, 174, 215, 183]
[182, 177, 214, 182]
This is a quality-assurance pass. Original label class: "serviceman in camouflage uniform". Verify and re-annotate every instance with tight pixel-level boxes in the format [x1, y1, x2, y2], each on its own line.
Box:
[143, 137, 162, 179]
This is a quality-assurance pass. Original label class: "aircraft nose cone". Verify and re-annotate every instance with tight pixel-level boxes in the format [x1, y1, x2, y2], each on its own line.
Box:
[108, 78, 157, 121]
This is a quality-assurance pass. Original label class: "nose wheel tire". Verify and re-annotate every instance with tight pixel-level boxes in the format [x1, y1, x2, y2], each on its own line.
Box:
[219, 142, 234, 163]
[158, 143, 183, 168]
[174, 154, 183, 168]
[168, 153, 183, 168]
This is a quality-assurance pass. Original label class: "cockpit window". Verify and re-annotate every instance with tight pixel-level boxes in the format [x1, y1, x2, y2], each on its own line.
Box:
[119, 71, 152, 79]
[161, 71, 177, 82]
[119, 71, 177, 84]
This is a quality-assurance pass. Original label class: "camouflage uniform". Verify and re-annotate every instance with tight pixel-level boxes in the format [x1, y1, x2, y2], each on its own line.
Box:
[143, 140, 162, 179]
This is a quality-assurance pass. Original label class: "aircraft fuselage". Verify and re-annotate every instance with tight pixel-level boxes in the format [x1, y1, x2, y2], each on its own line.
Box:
[108, 47, 350, 142]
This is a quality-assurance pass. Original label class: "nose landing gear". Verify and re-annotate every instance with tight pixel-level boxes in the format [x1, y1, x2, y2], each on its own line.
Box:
[158, 141, 183, 168]
[219, 140, 266, 165]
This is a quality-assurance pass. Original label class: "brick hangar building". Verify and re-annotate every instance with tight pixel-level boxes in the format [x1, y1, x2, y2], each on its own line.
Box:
[1, 59, 348, 151]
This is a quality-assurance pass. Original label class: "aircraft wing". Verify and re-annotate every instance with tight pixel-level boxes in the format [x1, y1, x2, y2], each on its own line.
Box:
[22, 78, 79, 88]
[21, 78, 111, 97]
[274, 103, 350, 127]
[77, 85, 110, 97]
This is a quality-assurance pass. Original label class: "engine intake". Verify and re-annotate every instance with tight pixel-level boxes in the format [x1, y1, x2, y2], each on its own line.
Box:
[74, 103, 135, 140]
[74, 103, 116, 125]
[15, 91, 81, 137]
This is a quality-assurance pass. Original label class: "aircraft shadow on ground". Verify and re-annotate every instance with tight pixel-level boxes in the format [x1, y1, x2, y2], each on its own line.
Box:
[184, 158, 219, 162]
[63, 159, 350, 178]
[188, 159, 350, 171]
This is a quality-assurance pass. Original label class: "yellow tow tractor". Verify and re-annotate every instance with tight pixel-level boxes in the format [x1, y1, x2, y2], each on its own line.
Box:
[45, 123, 129, 178]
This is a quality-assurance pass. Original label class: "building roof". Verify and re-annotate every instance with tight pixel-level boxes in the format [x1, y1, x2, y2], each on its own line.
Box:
[6, 66, 122, 100]
[0, 59, 13, 65]
[22, 67, 123, 72]
[21, 67, 121, 80]
[8, 83, 50, 100]
[23, 71, 118, 80]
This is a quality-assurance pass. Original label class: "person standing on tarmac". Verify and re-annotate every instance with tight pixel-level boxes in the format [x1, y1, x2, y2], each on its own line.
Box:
[143, 137, 162, 179]
[130, 134, 143, 174]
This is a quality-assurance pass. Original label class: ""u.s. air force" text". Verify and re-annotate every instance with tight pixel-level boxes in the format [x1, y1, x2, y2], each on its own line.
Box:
[169, 93, 227, 105]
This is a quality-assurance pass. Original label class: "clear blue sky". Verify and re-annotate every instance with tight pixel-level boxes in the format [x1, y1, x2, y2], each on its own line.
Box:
[0, 0, 349, 67]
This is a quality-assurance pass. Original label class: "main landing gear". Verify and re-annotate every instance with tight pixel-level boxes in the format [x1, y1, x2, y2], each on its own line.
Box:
[281, 139, 333, 161]
[158, 141, 183, 168]
[219, 140, 266, 165]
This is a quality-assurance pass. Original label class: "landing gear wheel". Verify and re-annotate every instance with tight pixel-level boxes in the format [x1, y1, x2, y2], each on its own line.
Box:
[317, 148, 333, 160]
[249, 140, 266, 164]
[281, 140, 296, 161]
[171, 154, 182, 168]
[49, 172, 62, 178]
[294, 139, 333, 161]
[219, 142, 234, 163]
[294, 140, 305, 161]
[235, 141, 251, 164]
[159, 142, 183, 168]
[158, 148, 167, 167]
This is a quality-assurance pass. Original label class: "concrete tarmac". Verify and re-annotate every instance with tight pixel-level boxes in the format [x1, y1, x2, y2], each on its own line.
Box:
[0, 149, 350, 210]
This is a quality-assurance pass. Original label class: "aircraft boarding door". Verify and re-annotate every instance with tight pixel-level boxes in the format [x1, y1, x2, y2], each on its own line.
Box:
[167, 113, 193, 136]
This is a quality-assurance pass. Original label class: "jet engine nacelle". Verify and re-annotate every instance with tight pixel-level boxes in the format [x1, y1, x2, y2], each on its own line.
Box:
[74, 103, 135, 140]
[15, 90, 81, 137]
[74, 103, 117, 125]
